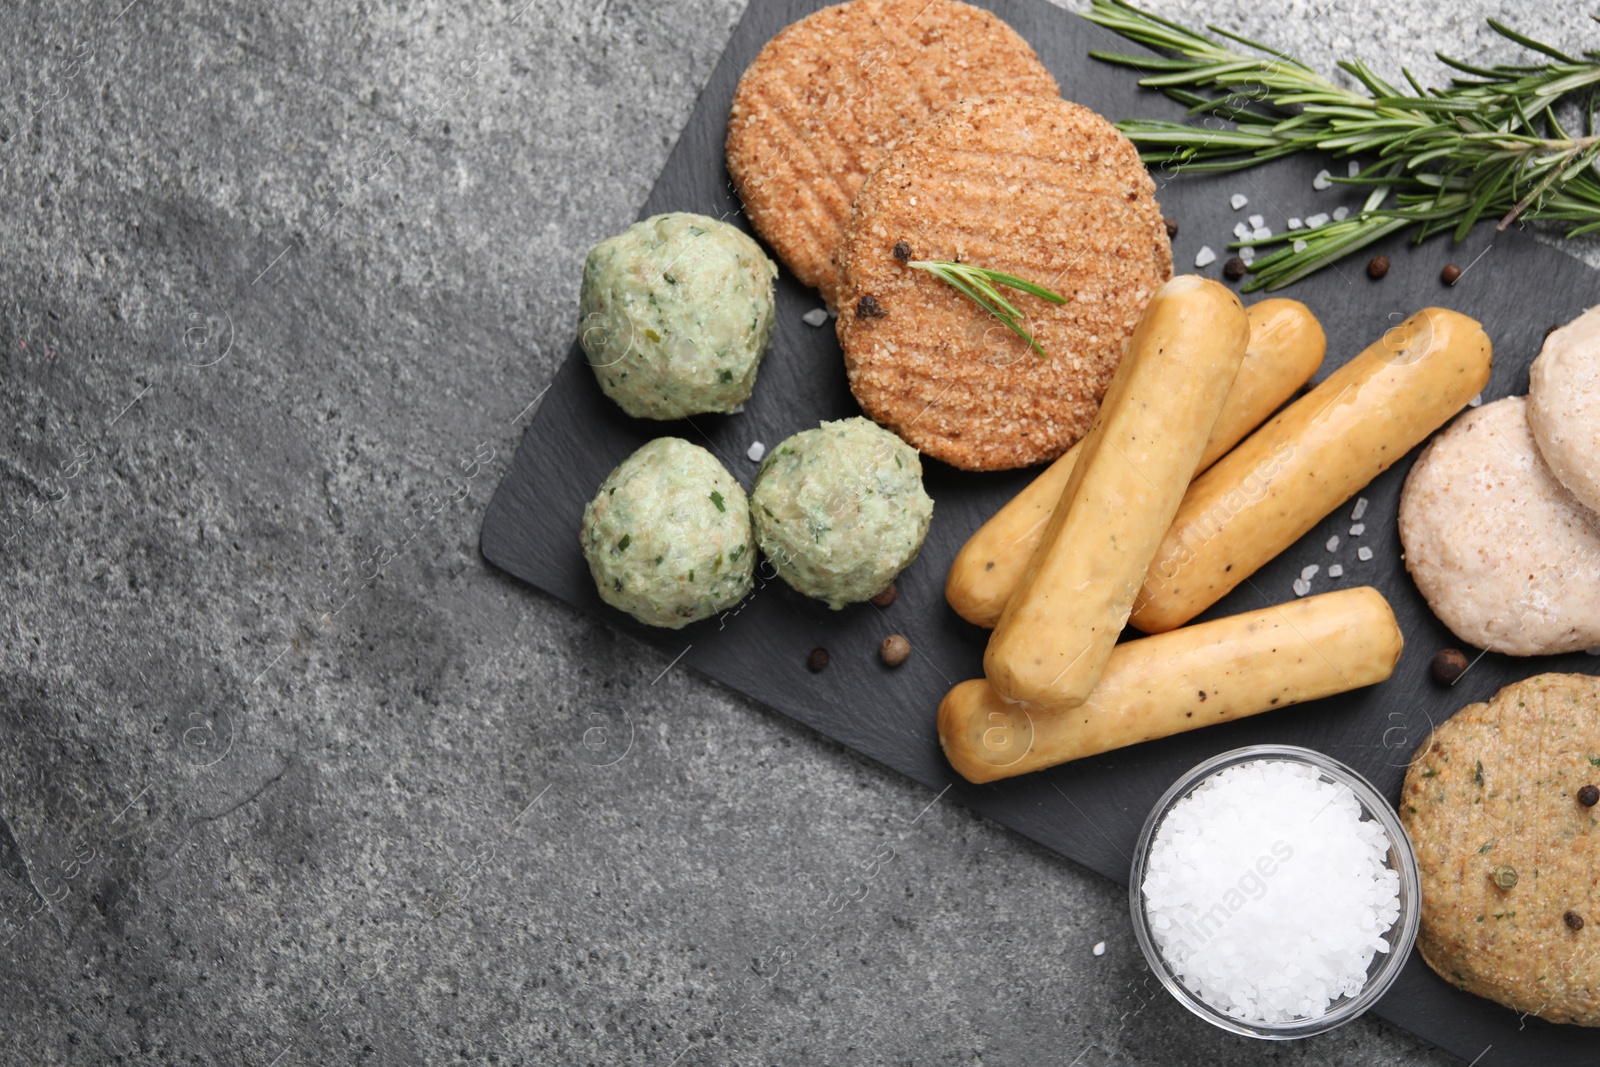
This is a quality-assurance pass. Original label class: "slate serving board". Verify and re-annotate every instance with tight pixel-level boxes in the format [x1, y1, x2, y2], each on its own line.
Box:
[482, 1, 1600, 1061]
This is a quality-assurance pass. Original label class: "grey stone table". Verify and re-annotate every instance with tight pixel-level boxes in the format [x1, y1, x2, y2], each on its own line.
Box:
[0, 1, 1587, 1063]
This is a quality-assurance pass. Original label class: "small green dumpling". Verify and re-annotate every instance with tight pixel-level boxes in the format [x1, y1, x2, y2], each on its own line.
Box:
[581, 438, 753, 628]
[752, 418, 934, 609]
[580, 212, 777, 419]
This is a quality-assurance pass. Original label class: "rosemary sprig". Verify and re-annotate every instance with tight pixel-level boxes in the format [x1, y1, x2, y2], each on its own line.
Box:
[907, 260, 1066, 356]
[1082, 0, 1600, 290]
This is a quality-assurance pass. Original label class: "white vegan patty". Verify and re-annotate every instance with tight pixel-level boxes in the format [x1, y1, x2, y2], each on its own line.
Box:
[580, 212, 777, 420]
[751, 417, 933, 609]
[581, 438, 753, 628]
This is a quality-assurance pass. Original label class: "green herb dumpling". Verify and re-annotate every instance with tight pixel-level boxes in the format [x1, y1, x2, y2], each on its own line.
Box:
[580, 212, 777, 419]
[581, 438, 753, 628]
[751, 418, 933, 609]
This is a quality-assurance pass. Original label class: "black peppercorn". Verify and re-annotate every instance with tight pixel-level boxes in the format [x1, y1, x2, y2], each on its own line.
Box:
[1367, 255, 1389, 279]
[1431, 647, 1469, 686]
[1565, 910, 1585, 931]
[892, 240, 911, 262]
[806, 647, 829, 672]
[869, 582, 897, 608]
[1578, 784, 1599, 807]
[856, 294, 886, 319]
[1441, 263, 1462, 285]
[1163, 216, 1179, 238]
[1223, 256, 1247, 281]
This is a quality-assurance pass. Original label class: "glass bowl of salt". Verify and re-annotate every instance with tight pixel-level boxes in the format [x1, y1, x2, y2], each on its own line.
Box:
[1129, 744, 1421, 1039]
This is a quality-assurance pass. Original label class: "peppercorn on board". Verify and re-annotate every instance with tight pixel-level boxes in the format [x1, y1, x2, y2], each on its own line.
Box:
[480, 0, 1600, 1060]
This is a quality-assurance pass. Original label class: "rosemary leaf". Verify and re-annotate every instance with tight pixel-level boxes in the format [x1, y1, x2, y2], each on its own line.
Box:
[907, 260, 1066, 357]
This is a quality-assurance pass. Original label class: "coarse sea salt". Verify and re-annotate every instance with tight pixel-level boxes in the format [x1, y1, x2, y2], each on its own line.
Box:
[1349, 523, 1366, 537]
[747, 441, 766, 462]
[1234, 221, 1254, 241]
[1292, 578, 1311, 597]
[1305, 212, 1331, 229]
[1328, 564, 1344, 578]
[1327, 535, 1340, 552]
[1195, 245, 1218, 268]
[1293, 239, 1309, 253]
[1142, 760, 1401, 1024]
[1351, 497, 1369, 521]
[1313, 169, 1333, 191]
[1248, 214, 1265, 229]
[1358, 546, 1374, 562]
[1348, 160, 1361, 178]
[1333, 206, 1350, 221]
[1252, 225, 1273, 241]
[1288, 217, 1304, 230]
[802, 308, 829, 327]
[1231, 193, 1250, 210]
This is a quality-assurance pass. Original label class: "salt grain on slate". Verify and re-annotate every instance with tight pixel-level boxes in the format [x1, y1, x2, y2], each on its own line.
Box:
[1349, 160, 1361, 177]
[1093, 941, 1106, 957]
[1234, 221, 1253, 241]
[1352, 497, 1369, 521]
[1333, 206, 1350, 220]
[1240, 246, 1256, 264]
[1293, 239, 1309, 253]
[1288, 217, 1304, 229]
[1328, 564, 1344, 578]
[1314, 169, 1332, 190]
[1469, 393, 1484, 407]
[1248, 214, 1265, 228]
[1327, 535, 1340, 552]
[1252, 226, 1273, 241]
[1293, 578, 1311, 596]
[1306, 212, 1330, 228]
[1350, 523, 1365, 536]
[1231, 193, 1249, 210]
[802, 308, 829, 327]
[747, 441, 766, 462]
[1141, 760, 1402, 1024]
[1358, 546, 1374, 562]
[1301, 564, 1320, 581]
[1195, 245, 1218, 268]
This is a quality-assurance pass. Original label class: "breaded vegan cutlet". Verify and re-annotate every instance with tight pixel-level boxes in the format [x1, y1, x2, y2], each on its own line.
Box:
[835, 95, 1172, 471]
[725, 0, 1058, 306]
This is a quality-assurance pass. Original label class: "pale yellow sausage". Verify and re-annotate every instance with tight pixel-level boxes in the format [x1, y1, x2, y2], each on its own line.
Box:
[941, 586, 1402, 783]
[945, 299, 1325, 627]
[984, 276, 1249, 712]
[1130, 307, 1492, 634]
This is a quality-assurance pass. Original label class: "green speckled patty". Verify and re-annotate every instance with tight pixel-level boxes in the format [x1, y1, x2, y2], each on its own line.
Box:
[580, 212, 777, 419]
[581, 438, 753, 628]
[1401, 673, 1600, 1026]
[751, 417, 933, 609]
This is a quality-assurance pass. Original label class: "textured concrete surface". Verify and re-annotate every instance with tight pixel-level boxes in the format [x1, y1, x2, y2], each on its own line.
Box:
[0, 0, 1582, 1064]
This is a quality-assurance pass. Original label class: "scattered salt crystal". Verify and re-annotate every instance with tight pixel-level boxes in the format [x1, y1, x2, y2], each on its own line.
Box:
[1301, 564, 1320, 581]
[747, 441, 766, 462]
[1358, 546, 1374, 562]
[1351, 497, 1369, 521]
[1333, 206, 1350, 221]
[1328, 564, 1345, 578]
[729, 403, 746, 414]
[1348, 160, 1361, 178]
[1141, 760, 1402, 1024]
[827, 308, 839, 319]
[1293, 578, 1311, 596]
[801, 308, 829, 327]
[1305, 212, 1331, 228]
[1093, 941, 1107, 957]
[1234, 221, 1254, 241]
[1252, 226, 1273, 241]
[1248, 214, 1265, 228]
[1468, 393, 1483, 407]
[1349, 523, 1366, 536]
[1327, 535, 1340, 552]
[1293, 239, 1308, 253]
[1288, 217, 1304, 230]
[1239, 246, 1256, 265]
[1231, 193, 1250, 210]
[1195, 245, 1218, 268]
[1313, 169, 1332, 190]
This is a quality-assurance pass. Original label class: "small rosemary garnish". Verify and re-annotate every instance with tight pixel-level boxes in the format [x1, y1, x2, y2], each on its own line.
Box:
[907, 260, 1066, 357]
[1084, 0, 1600, 290]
